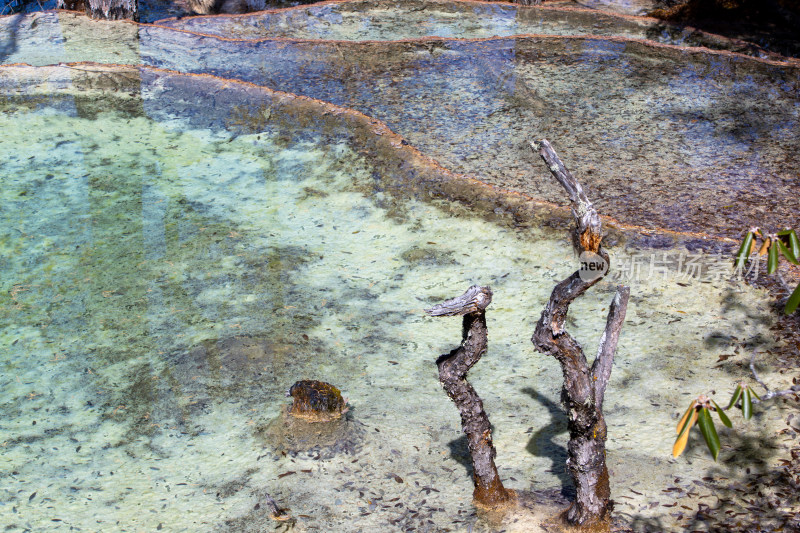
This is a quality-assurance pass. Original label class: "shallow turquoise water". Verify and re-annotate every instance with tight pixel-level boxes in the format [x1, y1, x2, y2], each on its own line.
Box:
[2, 10, 798, 237]
[2, 2, 799, 530]
[0, 64, 794, 532]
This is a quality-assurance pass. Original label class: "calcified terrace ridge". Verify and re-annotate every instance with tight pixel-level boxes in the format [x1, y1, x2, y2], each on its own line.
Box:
[153, 0, 790, 61]
[1, 3, 799, 532]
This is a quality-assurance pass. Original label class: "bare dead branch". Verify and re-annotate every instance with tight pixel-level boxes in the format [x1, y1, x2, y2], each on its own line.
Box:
[591, 286, 631, 410]
[428, 286, 514, 509]
[530, 139, 601, 253]
[425, 285, 493, 317]
[538, 269, 606, 337]
[529, 138, 629, 528]
[749, 350, 800, 402]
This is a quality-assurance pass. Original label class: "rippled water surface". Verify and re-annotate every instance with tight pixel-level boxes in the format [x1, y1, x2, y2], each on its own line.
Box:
[144, 32, 799, 238]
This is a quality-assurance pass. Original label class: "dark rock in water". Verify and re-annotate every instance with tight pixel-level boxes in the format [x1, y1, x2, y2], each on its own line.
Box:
[255, 380, 361, 458]
[287, 380, 347, 422]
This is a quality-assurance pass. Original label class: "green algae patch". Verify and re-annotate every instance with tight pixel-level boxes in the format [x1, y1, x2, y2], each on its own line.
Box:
[0, 64, 795, 532]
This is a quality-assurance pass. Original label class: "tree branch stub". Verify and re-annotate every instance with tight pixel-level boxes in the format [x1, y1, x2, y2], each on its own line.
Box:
[426, 286, 514, 509]
[592, 286, 631, 411]
[425, 284, 493, 317]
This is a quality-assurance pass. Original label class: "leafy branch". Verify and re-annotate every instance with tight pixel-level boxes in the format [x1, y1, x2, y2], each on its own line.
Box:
[735, 227, 800, 313]
[673, 350, 800, 461]
[671, 228, 800, 460]
[673, 394, 731, 461]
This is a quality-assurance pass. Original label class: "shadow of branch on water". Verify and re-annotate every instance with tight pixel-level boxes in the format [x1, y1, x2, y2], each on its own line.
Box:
[522, 386, 574, 499]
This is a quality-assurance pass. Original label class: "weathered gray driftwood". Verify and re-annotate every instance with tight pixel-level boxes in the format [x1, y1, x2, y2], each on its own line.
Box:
[57, 0, 137, 20]
[530, 139, 630, 528]
[426, 286, 514, 509]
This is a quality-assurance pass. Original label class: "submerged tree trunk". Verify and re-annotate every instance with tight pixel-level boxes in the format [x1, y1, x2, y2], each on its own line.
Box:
[426, 286, 515, 509]
[57, 0, 137, 20]
[529, 139, 630, 528]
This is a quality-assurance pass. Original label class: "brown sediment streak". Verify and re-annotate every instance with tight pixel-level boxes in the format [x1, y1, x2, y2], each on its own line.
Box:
[0, 61, 742, 246]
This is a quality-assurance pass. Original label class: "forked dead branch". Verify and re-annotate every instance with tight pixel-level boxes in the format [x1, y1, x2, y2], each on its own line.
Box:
[426, 140, 630, 528]
[530, 139, 630, 529]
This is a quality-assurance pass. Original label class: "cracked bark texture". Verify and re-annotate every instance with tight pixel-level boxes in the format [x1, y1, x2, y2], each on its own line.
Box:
[426, 286, 514, 509]
[530, 139, 630, 528]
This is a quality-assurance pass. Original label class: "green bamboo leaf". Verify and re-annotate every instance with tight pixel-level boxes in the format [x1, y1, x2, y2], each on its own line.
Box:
[727, 384, 742, 410]
[712, 400, 733, 428]
[776, 239, 799, 265]
[786, 282, 800, 315]
[742, 387, 752, 420]
[697, 407, 721, 461]
[767, 241, 779, 274]
[735, 232, 755, 269]
[789, 230, 800, 259]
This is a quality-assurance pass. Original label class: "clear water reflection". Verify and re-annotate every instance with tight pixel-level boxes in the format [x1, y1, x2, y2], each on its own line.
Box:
[138, 30, 799, 238]
[157, 0, 742, 54]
